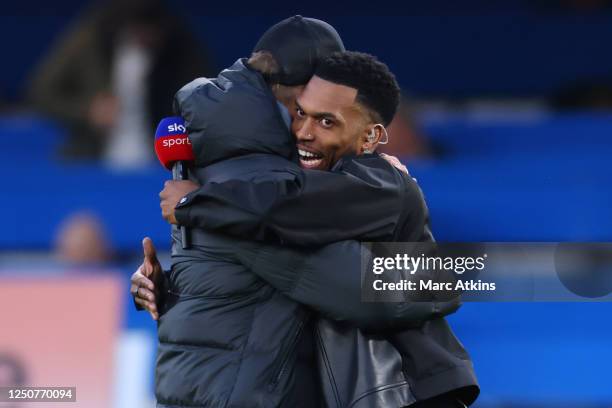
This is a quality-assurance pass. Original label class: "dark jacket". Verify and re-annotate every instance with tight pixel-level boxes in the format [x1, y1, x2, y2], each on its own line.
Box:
[161, 59, 479, 407]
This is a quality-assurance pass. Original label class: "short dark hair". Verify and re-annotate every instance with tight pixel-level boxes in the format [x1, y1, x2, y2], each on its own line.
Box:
[314, 51, 400, 126]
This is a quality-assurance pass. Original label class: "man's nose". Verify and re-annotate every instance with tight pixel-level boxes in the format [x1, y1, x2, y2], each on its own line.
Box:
[295, 119, 315, 142]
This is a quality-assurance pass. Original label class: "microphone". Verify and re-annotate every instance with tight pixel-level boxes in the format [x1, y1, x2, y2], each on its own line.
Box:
[154, 116, 195, 249]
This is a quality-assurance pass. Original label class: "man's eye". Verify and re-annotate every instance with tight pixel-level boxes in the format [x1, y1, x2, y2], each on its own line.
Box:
[320, 118, 334, 128]
[296, 108, 305, 118]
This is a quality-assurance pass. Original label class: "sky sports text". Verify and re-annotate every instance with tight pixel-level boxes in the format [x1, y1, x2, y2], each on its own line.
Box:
[167, 123, 186, 133]
[161, 137, 191, 148]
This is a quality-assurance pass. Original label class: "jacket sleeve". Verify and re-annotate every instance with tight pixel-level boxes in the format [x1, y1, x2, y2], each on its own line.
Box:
[175, 156, 406, 246]
[234, 240, 461, 330]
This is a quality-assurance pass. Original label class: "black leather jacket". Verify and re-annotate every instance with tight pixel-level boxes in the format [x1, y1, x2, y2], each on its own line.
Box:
[164, 59, 479, 407]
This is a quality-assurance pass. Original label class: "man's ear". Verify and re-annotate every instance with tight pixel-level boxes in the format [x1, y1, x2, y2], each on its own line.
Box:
[362, 125, 382, 154]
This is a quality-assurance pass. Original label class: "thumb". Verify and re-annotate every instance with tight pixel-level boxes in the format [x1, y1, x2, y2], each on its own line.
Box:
[142, 237, 158, 262]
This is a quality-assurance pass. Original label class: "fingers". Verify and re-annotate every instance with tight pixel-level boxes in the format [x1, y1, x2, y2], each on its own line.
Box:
[142, 237, 158, 262]
[133, 292, 156, 307]
[133, 296, 159, 321]
[380, 153, 408, 174]
[133, 285, 157, 303]
[160, 204, 171, 222]
[131, 262, 160, 321]
[131, 278, 159, 321]
[159, 180, 170, 196]
[142, 237, 162, 277]
[142, 260, 153, 277]
[131, 272, 155, 292]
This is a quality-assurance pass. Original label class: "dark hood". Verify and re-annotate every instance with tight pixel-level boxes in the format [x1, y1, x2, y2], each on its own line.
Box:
[173, 58, 297, 167]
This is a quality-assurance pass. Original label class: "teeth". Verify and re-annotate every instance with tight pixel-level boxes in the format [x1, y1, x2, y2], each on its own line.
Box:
[298, 149, 319, 158]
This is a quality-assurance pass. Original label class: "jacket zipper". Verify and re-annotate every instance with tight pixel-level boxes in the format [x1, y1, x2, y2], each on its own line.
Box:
[269, 319, 305, 388]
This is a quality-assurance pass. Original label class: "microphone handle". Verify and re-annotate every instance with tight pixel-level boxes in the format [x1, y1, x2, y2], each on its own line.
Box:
[172, 161, 191, 249]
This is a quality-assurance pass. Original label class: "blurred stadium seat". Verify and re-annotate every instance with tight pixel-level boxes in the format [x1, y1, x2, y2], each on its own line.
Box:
[0, 114, 66, 159]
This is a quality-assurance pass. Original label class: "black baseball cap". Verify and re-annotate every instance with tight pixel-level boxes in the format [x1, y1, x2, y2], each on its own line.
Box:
[253, 15, 345, 86]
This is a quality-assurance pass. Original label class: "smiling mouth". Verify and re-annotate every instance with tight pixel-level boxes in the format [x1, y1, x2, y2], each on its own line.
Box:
[298, 148, 324, 169]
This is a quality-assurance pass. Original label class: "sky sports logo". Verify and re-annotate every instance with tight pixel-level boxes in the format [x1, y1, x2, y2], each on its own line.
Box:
[154, 116, 194, 168]
[155, 116, 187, 139]
[167, 123, 186, 133]
[161, 137, 191, 147]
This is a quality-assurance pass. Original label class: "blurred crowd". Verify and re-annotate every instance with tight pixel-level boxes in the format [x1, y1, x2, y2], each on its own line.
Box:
[25, 0, 215, 167]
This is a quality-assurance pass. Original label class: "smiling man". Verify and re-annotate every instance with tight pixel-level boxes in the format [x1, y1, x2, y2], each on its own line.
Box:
[294, 75, 375, 170]
[294, 58, 397, 171]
